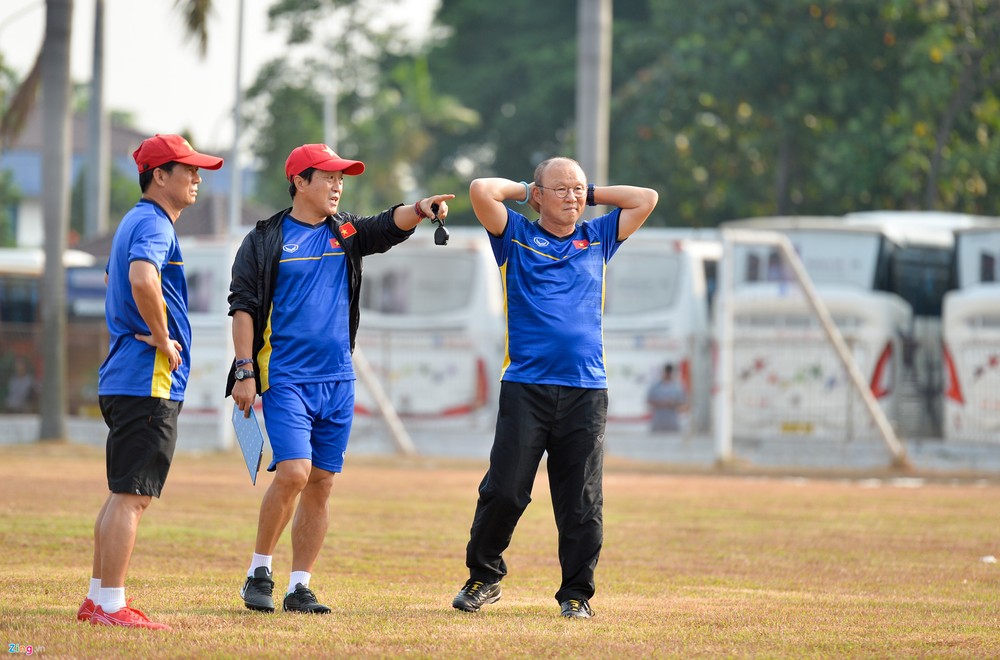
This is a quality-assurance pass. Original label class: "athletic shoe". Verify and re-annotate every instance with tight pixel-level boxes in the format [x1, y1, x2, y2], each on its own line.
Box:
[560, 598, 594, 619]
[282, 584, 331, 614]
[76, 598, 96, 622]
[90, 605, 172, 630]
[241, 566, 275, 612]
[451, 579, 502, 612]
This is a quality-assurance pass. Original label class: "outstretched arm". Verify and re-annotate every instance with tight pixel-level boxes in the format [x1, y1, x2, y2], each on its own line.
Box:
[591, 185, 659, 240]
[393, 194, 456, 231]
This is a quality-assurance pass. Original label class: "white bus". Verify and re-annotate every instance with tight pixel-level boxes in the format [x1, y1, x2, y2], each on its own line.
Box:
[0, 247, 106, 415]
[721, 214, 974, 439]
[603, 229, 720, 434]
[352, 227, 505, 431]
[942, 226, 1000, 443]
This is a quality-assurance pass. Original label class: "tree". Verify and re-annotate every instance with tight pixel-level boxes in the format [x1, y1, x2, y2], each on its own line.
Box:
[244, 0, 477, 213]
[0, 0, 216, 440]
[883, 0, 1000, 212]
[421, 0, 1000, 226]
[0, 170, 21, 247]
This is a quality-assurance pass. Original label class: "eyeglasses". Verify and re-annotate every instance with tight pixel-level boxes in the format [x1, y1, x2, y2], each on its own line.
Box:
[536, 184, 587, 199]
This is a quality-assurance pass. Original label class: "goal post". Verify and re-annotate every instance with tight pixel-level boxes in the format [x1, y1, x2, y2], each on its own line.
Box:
[713, 229, 911, 469]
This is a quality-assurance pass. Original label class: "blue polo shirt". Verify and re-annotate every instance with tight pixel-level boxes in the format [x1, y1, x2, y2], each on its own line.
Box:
[488, 207, 623, 388]
[256, 214, 354, 392]
[99, 200, 191, 400]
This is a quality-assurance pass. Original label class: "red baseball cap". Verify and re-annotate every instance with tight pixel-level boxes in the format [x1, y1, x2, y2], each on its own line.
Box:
[133, 134, 224, 173]
[285, 143, 365, 181]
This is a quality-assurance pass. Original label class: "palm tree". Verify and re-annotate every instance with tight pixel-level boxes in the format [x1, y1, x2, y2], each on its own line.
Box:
[38, 0, 73, 441]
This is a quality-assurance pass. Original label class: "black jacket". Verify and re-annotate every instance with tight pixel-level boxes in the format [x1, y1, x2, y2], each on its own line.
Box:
[225, 204, 409, 397]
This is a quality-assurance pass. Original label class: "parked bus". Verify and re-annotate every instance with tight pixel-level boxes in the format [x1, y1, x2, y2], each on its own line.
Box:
[722, 213, 981, 439]
[352, 227, 505, 431]
[602, 229, 720, 434]
[942, 226, 1000, 442]
[0, 247, 106, 414]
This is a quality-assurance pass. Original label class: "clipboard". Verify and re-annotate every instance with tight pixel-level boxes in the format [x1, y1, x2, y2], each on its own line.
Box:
[232, 404, 265, 485]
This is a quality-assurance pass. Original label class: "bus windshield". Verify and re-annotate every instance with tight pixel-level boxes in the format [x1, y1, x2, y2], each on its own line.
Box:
[604, 253, 681, 316]
[735, 230, 882, 289]
[360, 251, 478, 315]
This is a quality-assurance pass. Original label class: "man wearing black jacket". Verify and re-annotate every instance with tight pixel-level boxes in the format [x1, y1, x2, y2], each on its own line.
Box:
[228, 143, 453, 614]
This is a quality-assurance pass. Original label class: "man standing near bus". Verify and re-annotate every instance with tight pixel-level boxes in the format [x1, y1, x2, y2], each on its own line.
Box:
[451, 157, 658, 618]
[229, 143, 454, 614]
[77, 134, 223, 629]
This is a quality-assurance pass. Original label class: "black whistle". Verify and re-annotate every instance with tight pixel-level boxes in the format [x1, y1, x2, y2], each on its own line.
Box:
[431, 202, 449, 246]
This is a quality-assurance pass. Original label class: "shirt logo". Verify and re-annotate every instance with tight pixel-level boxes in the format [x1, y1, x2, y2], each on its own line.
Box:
[340, 222, 357, 238]
[282, 243, 299, 253]
[533, 237, 549, 248]
[329, 238, 340, 249]
[573, 239, 590, 249]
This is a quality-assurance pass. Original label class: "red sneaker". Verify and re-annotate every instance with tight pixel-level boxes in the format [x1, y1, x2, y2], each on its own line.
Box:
[76, 598, 96, 622]
[90, 605, 172, 630]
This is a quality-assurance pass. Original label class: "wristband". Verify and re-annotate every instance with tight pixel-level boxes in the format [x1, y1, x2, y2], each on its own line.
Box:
[414, 199, 429, 219]
[235, 358, 253, 367]
[586, 183, 596, 207]
[515, 181, 530, 205]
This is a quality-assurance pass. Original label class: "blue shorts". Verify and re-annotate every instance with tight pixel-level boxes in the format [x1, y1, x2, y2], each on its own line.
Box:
[261, 381, 355, 473]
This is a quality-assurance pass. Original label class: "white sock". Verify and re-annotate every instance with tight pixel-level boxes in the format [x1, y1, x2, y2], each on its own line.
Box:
[288, 571, 310, 594]
[87, 578, 101, 602]
[98, 586, 126, 613]
[248, 553, 272, 578]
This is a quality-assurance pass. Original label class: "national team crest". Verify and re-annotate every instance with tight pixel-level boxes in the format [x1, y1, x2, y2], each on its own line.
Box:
[340, 222, 357, 238]
[573, 239, 590, 250]
[329, 238, 340, 249]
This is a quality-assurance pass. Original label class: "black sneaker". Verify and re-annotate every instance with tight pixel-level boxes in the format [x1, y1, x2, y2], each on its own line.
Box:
[560, 598, 594, 619]
[241, 567, 275, 612]
[283, 583, 331, 614]
[452, 579, 502, 612]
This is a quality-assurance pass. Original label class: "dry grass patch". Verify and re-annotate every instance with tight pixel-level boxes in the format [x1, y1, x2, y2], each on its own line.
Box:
[2, 443, 999, 658]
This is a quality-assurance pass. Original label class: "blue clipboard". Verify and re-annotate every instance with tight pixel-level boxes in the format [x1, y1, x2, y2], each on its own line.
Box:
[232, 404, 265, 485]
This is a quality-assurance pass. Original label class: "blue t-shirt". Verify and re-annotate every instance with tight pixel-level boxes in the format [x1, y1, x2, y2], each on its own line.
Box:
[257, 215, 354, 391]
[99, 200, 191, 400]
[488, 208, 623, 388]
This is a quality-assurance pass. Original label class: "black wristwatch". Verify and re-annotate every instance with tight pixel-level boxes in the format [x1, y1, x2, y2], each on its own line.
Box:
[234, 367, 255, 381]
[586, 183, 596, 207]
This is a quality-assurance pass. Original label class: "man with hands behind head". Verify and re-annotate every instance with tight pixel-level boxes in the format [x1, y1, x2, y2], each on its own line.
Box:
[452, 157, 657, 619]
[228, 143, 454, 614]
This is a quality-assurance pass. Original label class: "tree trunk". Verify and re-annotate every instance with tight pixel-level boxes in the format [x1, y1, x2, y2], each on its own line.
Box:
[39, 0, 74, 441]
[85, 0, 109, 239]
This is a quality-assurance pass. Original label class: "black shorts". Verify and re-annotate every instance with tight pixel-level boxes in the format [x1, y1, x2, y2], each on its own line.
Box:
[99, 395, 182, 497]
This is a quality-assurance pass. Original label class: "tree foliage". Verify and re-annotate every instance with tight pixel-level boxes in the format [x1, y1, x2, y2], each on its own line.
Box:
[419, 0, 1000, 225]
[244, 0, 477, 215]
[239, 0, 1000, 225]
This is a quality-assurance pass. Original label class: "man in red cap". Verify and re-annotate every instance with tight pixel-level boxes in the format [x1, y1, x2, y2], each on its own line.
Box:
[78, 134, 223, 629]
[228, 143, 454, 614]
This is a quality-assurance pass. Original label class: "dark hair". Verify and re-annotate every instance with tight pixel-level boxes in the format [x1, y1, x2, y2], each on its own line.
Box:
[288, 167, 317, 199]
[139, 161, 179, 193]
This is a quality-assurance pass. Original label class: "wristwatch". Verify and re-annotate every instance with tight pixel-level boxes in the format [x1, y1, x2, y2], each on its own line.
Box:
[234, 367, 255, 381]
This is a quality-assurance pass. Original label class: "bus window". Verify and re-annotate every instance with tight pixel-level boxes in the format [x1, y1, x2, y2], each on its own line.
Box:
[605, 253, 681, 316]
[890, 246, 953, 317]
[66, 266, 107, 318]
[0, 276, 38, 323]
[980, 252, 996, 283]
[361, 252, 478, 316]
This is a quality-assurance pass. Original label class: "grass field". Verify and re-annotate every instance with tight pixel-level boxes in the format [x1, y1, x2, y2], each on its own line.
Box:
[2, 442, 999, 658]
